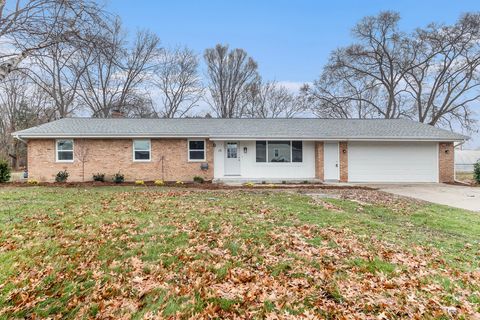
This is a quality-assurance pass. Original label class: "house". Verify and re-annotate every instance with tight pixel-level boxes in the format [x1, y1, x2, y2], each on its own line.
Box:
[455, 150, 480, 173]
[12, 118, 467, 183]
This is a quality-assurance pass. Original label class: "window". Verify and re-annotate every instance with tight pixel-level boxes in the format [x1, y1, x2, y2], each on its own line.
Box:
[226, 143, 237, 158]
[188, 140, 205, 161]
[268, 141, 291, 162]
[56, 139, 74, 162]
[133, 139, 151, 161]
[292, 141, 303, 162]
[256, 141, 266, 162]
[255, 141, 302, 163]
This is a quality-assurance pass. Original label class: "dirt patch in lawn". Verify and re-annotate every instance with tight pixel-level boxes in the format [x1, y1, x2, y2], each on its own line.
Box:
[301, 188, 424, 213]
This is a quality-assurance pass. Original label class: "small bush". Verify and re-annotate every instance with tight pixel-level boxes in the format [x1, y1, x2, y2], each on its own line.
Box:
[474, 161, 480, 184]
[243, 182, 255, 188]
[113, 172, 124, 184]
[282, 180, 287, 184]
[92, 173, 105, 182]
[175, 180, 184, 185]
[154, 180, 164, 186]
[135, 180, 145, 185]
[303, 180, 309, 184]
[27, 179, 39, 185]
[193, 176, 204, 183]
[55, 170, 69, 183]
[0, 160, 11, 183]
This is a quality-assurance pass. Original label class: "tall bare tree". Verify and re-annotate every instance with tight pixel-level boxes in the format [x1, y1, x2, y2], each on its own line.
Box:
[307, 11, 480, 130]
[152, 47, 203, 118]
[204, 44, 259, 118]
[0, 73, 50, 168]
[77, 20, 160, 117]
[405, 13, 480, 130]
[306, 12, 415, 119]
[0, 0, 108, 81]
[244, 81, 307, 118]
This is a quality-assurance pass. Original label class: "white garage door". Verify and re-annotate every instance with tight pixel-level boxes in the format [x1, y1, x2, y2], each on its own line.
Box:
[348, 142, 438, 182]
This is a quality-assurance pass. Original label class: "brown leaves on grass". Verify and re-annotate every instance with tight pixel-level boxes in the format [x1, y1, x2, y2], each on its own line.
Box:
[0, 190, 478, 319]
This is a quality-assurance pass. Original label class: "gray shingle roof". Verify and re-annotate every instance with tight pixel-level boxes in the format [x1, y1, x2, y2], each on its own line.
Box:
[12, 118, 468, 141]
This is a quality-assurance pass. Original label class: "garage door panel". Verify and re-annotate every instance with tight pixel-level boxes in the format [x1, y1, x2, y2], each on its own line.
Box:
[348, 142, 438, 182]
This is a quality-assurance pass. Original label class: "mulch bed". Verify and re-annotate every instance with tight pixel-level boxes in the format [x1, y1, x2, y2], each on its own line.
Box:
[0, 180, 376, 191]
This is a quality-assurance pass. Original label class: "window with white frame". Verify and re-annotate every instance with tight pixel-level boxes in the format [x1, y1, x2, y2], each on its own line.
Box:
[56, 139, 74, 162]
[133, 139, 151, 161]
[188, 140, 205, 161]
[256, 141, 302, 163]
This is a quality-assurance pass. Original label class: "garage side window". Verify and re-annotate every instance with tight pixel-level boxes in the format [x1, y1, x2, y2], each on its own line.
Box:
[133, 139, 151, 161]
[188, 140, 205, 161]
[56, 139, 74, 162]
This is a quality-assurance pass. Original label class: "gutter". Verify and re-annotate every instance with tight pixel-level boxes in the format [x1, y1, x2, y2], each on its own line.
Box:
[12, 132, 468, 142]
[12, 134, 27, 144]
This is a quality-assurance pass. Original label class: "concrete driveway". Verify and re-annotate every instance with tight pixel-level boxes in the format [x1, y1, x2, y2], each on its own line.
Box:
[371, 184, 480, 212]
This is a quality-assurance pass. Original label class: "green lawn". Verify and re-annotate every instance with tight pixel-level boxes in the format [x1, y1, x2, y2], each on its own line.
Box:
[0, 187, 478, 319]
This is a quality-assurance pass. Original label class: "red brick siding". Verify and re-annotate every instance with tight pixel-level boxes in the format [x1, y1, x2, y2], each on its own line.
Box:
[438, 142, 454, 183]
[27, 138, 214, 182]
[339, 141, 348, 182]
[314, 141, 324, 180]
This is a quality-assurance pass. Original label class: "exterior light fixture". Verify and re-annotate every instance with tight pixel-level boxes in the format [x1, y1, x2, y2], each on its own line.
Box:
[244, 147, 248, 153]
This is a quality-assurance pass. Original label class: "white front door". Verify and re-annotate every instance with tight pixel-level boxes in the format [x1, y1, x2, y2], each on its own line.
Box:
[324, 142, 339, 180]
[224, 141, 241, 176]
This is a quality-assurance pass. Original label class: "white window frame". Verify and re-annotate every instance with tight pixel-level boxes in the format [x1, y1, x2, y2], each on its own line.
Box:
[56, 139, 74, 163]
[188, 139, 206, 162]
[132, 139, 151, 162]
[255, 140, 303, 163]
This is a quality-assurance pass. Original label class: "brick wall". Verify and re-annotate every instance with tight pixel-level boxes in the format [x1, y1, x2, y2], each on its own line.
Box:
[27, 138, 214, 182]
[438, 142, 454, 183]
[314, 141, 324, 180]
[339, 141, 348, 182]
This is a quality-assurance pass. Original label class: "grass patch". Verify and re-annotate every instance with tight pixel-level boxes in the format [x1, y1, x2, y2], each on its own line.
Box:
[0, 186, 478, 318]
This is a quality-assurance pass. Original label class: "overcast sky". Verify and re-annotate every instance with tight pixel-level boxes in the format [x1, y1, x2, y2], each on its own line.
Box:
[105, 0, 480, 148]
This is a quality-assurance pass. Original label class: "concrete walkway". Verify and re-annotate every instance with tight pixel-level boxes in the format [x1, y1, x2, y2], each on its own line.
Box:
[370, 183, 480, 212]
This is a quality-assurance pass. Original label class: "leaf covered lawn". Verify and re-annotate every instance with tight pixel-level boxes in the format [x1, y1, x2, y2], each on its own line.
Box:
[0, 187, 479, 319]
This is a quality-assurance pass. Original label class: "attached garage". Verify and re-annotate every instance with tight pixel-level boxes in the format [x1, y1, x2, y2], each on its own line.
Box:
[348, 142, 438, 183]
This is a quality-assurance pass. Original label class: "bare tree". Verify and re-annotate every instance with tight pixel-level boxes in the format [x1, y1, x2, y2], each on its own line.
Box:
[204, 44, 259, 118]
[405, 13, 480, 130]
[307, 11, 480, 130]
[306, 12, 415, 119]
[25, 41, 90, 119]
[244, 81, 307, 118]
[74, 139, 89, 182]
[0, 0, 109, 81]
[0, 73, 50, 168]
[77, 20, 160, 117]
[152, 47, 203, 118]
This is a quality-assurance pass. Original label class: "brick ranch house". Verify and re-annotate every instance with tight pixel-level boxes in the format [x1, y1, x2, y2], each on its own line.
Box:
[12, 118, 467, 183]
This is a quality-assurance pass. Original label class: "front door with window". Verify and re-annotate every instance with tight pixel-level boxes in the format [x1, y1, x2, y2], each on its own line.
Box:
[224, 141, 241, 176]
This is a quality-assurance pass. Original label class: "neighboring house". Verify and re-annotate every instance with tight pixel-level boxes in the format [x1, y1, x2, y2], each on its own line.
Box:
[12, 118, 467, 183]
[455, 150, 480, 173]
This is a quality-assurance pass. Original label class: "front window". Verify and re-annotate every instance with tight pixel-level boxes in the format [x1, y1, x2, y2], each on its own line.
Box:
[56, 139, 74, 162]
[133, 139, 151, 161]
[188, 140, 205, 161]
[256, 141, 302, 163]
